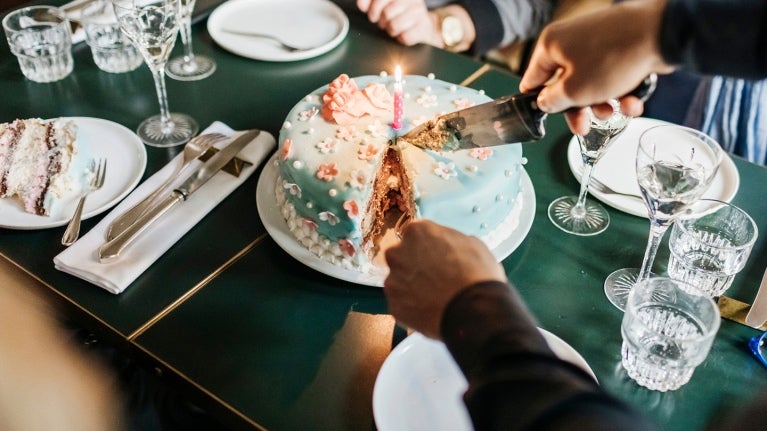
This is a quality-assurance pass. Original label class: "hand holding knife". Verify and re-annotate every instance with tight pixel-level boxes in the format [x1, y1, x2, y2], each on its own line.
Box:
[402, 74, 657, 151]
[98, 129, 260, 262]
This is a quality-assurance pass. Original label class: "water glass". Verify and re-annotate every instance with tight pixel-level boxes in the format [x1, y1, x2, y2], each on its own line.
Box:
[80, 0, 142, 73]
[621, 277, 720, 392]
[668, 200, 757, 297]
[2, 6, 74, 83]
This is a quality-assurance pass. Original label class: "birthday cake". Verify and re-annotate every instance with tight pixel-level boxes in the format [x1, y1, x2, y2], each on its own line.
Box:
[275, 73, 525, 270]
[0, 118, 81, 216]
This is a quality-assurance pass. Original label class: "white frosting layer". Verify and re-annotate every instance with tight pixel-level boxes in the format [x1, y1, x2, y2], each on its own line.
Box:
[277, 75, 523, 269]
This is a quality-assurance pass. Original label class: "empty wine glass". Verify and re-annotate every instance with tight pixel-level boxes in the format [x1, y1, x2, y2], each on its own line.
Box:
[112, 0, 198, 147]
[166, 0, 216, 81]
[548, 101, 629, 235]
[604, 125, 723, 310]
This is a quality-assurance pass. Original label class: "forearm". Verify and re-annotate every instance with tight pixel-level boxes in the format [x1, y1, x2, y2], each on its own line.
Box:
[661, 0, 767, 79]
[441, 281, 657, 431]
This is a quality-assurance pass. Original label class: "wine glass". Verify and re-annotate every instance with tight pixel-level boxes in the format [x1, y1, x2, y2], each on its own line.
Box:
[112, 0, 198, 147]
[604, 125, 723, 311]
[548, 102, 630, 235]
[166, 0, 216, 81]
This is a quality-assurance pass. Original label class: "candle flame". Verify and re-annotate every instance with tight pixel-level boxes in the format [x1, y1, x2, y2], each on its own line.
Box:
[395, 65, 402, 83]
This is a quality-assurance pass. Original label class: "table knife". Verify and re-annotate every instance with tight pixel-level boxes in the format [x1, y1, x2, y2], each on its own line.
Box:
[745, 266, 767, 328]
[402, 74, 657, 151]
[98, 129, 260, 262]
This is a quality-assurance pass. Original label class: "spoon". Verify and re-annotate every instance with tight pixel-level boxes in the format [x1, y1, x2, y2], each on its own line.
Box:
[105, 132, 227, 241]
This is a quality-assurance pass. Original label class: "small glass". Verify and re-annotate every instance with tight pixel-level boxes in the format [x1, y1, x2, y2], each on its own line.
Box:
[621, 277, 720, 391]
[2, 6, 74, 83]
[81, 0, 142, 73]
[668, 199, 757, 298]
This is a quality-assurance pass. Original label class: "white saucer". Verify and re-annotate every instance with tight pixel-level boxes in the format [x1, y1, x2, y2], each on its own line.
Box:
[0, 117, 146, 230]
[207, 0, 349, 62]
[373, 330, 597, 431]
[255, 154, 536, 287]
[567, 117, 740, 218]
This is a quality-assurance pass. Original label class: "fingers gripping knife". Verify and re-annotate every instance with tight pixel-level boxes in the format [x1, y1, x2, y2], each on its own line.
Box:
[401, 74, 658, 151]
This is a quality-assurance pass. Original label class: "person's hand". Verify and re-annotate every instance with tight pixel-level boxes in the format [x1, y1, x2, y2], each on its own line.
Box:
[357, 0, 441, 47]
[519, 0, 674, 134]
[383, 220, 507, 339]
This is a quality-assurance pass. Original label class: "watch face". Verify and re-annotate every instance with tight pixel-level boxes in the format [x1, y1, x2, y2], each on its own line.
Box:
[441, 15, 463, 48]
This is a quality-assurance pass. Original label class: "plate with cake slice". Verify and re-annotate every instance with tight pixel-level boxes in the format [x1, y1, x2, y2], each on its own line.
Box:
[0, 117, 146, 230]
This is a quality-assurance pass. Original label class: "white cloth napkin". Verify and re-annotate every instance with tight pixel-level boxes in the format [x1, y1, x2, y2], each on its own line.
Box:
[54, 122, 276, 294]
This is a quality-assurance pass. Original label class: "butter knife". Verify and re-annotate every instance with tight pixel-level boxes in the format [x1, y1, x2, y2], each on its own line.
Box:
[98, 129, 260, 262]
[745, 266, 767, 328]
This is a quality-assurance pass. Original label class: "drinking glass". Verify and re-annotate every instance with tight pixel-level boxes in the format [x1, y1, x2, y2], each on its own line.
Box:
[112, 0, 198, 147]
[548, 102, 629, 235]
[166, 0, 216, 81]
[604, 125, 723, 310]
[667, 199, 757, 298]
[81, 0, 142, 73]
[621, 277, 720, 391]
[2, 6, 73, 83]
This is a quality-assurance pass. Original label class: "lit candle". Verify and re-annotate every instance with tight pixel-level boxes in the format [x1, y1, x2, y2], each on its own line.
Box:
[392, 65, 404, 130]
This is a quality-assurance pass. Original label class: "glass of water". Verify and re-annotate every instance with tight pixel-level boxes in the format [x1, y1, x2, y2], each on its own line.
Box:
[621, 277, 720, 391]
[166, 0, 216, 81]
[2, 6, 74, 83]
[81, 0, 142, 73]
[668, 199, 758, 298]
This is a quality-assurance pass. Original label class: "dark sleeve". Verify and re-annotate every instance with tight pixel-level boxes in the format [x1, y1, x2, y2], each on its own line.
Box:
[455, 0, 505, 55]
[660, 0, 767, 79]
[441, 281, 660, 431]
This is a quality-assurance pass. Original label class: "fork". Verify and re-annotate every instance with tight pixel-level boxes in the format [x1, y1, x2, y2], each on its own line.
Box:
[221, 29, 318, 52]
[588, 175, 644, 202]
[62, 158, 107, 246]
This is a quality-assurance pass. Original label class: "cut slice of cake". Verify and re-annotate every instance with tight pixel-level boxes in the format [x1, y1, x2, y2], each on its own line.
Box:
[0, 118, 79, 216]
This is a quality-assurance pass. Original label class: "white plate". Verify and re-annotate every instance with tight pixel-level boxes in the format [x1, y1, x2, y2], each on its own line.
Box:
[256, 154, 536, 287]
[567, 117, 740, 218]
[207, 0, 349, 62]
[373, 330, 597, 431]
[0, 117, 146, 230]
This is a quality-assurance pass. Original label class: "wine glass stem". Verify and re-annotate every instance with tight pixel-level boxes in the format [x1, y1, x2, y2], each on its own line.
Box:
[150, 66, 172, 128]
[179, 16, 195, 64]
[572, 161, 596, 217]
[638, 221, 669, 283]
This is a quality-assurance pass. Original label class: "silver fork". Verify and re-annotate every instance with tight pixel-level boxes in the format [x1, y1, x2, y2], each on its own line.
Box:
[588, 175, 644, 201]
[62, 158, 107, 246]
[221, 29, 318, 52]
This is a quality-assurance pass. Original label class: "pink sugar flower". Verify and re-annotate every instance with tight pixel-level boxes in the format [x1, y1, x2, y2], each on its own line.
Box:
[339, 239, 356, 257]
[281, 138, 292, 160]
[434, 161, 457, 180]
[348, 169, 368, 189]
[316, 137, 339, 154]
[469, 147, 493, 160]
[336, 125, 358, 141]
[316, 163, 338, 182]
[452, 97, 475, 110]
[319, 211, 340, 226]
[343, 200, 359, 218]
[298, 106, 319, 121]
[357, 143, 379, 162]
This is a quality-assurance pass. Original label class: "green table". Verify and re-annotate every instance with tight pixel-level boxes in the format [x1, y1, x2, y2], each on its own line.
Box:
[2, 3, 767, 430]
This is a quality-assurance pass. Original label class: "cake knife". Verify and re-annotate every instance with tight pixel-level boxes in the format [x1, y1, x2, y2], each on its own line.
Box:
[402, 74, 657, 151]
[98, 129, 259, 262]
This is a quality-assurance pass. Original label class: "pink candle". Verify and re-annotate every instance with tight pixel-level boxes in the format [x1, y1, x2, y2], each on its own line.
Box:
[392, 65, 403, 130]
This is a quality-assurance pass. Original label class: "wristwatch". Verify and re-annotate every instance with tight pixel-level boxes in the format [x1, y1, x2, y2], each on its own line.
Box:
[436, 10, 464, 51]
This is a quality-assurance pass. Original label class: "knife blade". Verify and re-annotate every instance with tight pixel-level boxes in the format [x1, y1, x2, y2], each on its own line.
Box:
[98, 129, 260, 262]
[745, 266, 767, 328]
[402, 74, 657, 151]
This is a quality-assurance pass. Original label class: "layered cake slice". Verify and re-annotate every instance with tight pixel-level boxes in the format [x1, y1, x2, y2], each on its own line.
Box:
[0, 118, 79, 216]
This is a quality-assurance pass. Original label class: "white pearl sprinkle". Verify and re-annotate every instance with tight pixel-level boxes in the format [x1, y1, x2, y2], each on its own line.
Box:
[306, 202, 313, 209]
[404, 92, 411, 99]
[292, 160, 303, 169]
[303, 95, 311, 102]
[449, 85, 457, 92]
[481, 223, 488, 229]
[472, 205, 481, 213]
[478, 89, 485, 95]
[273, 159, 279, 167]
[521, 157, 528, 165]
[467, 165, 478, 172]
[329, 189, 337, 197]
[308, 127, 314, 135]
[505, 169, 513, 177]
[496, 194, 504, 202]
[424, 86, 431, 93]
[427, 73, 435, 80]
[380, 71, 388, 77]
[283, 121, 292, 129]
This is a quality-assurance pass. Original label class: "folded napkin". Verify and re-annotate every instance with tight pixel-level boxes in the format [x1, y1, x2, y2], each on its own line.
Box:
[54, 122, 276, 294]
